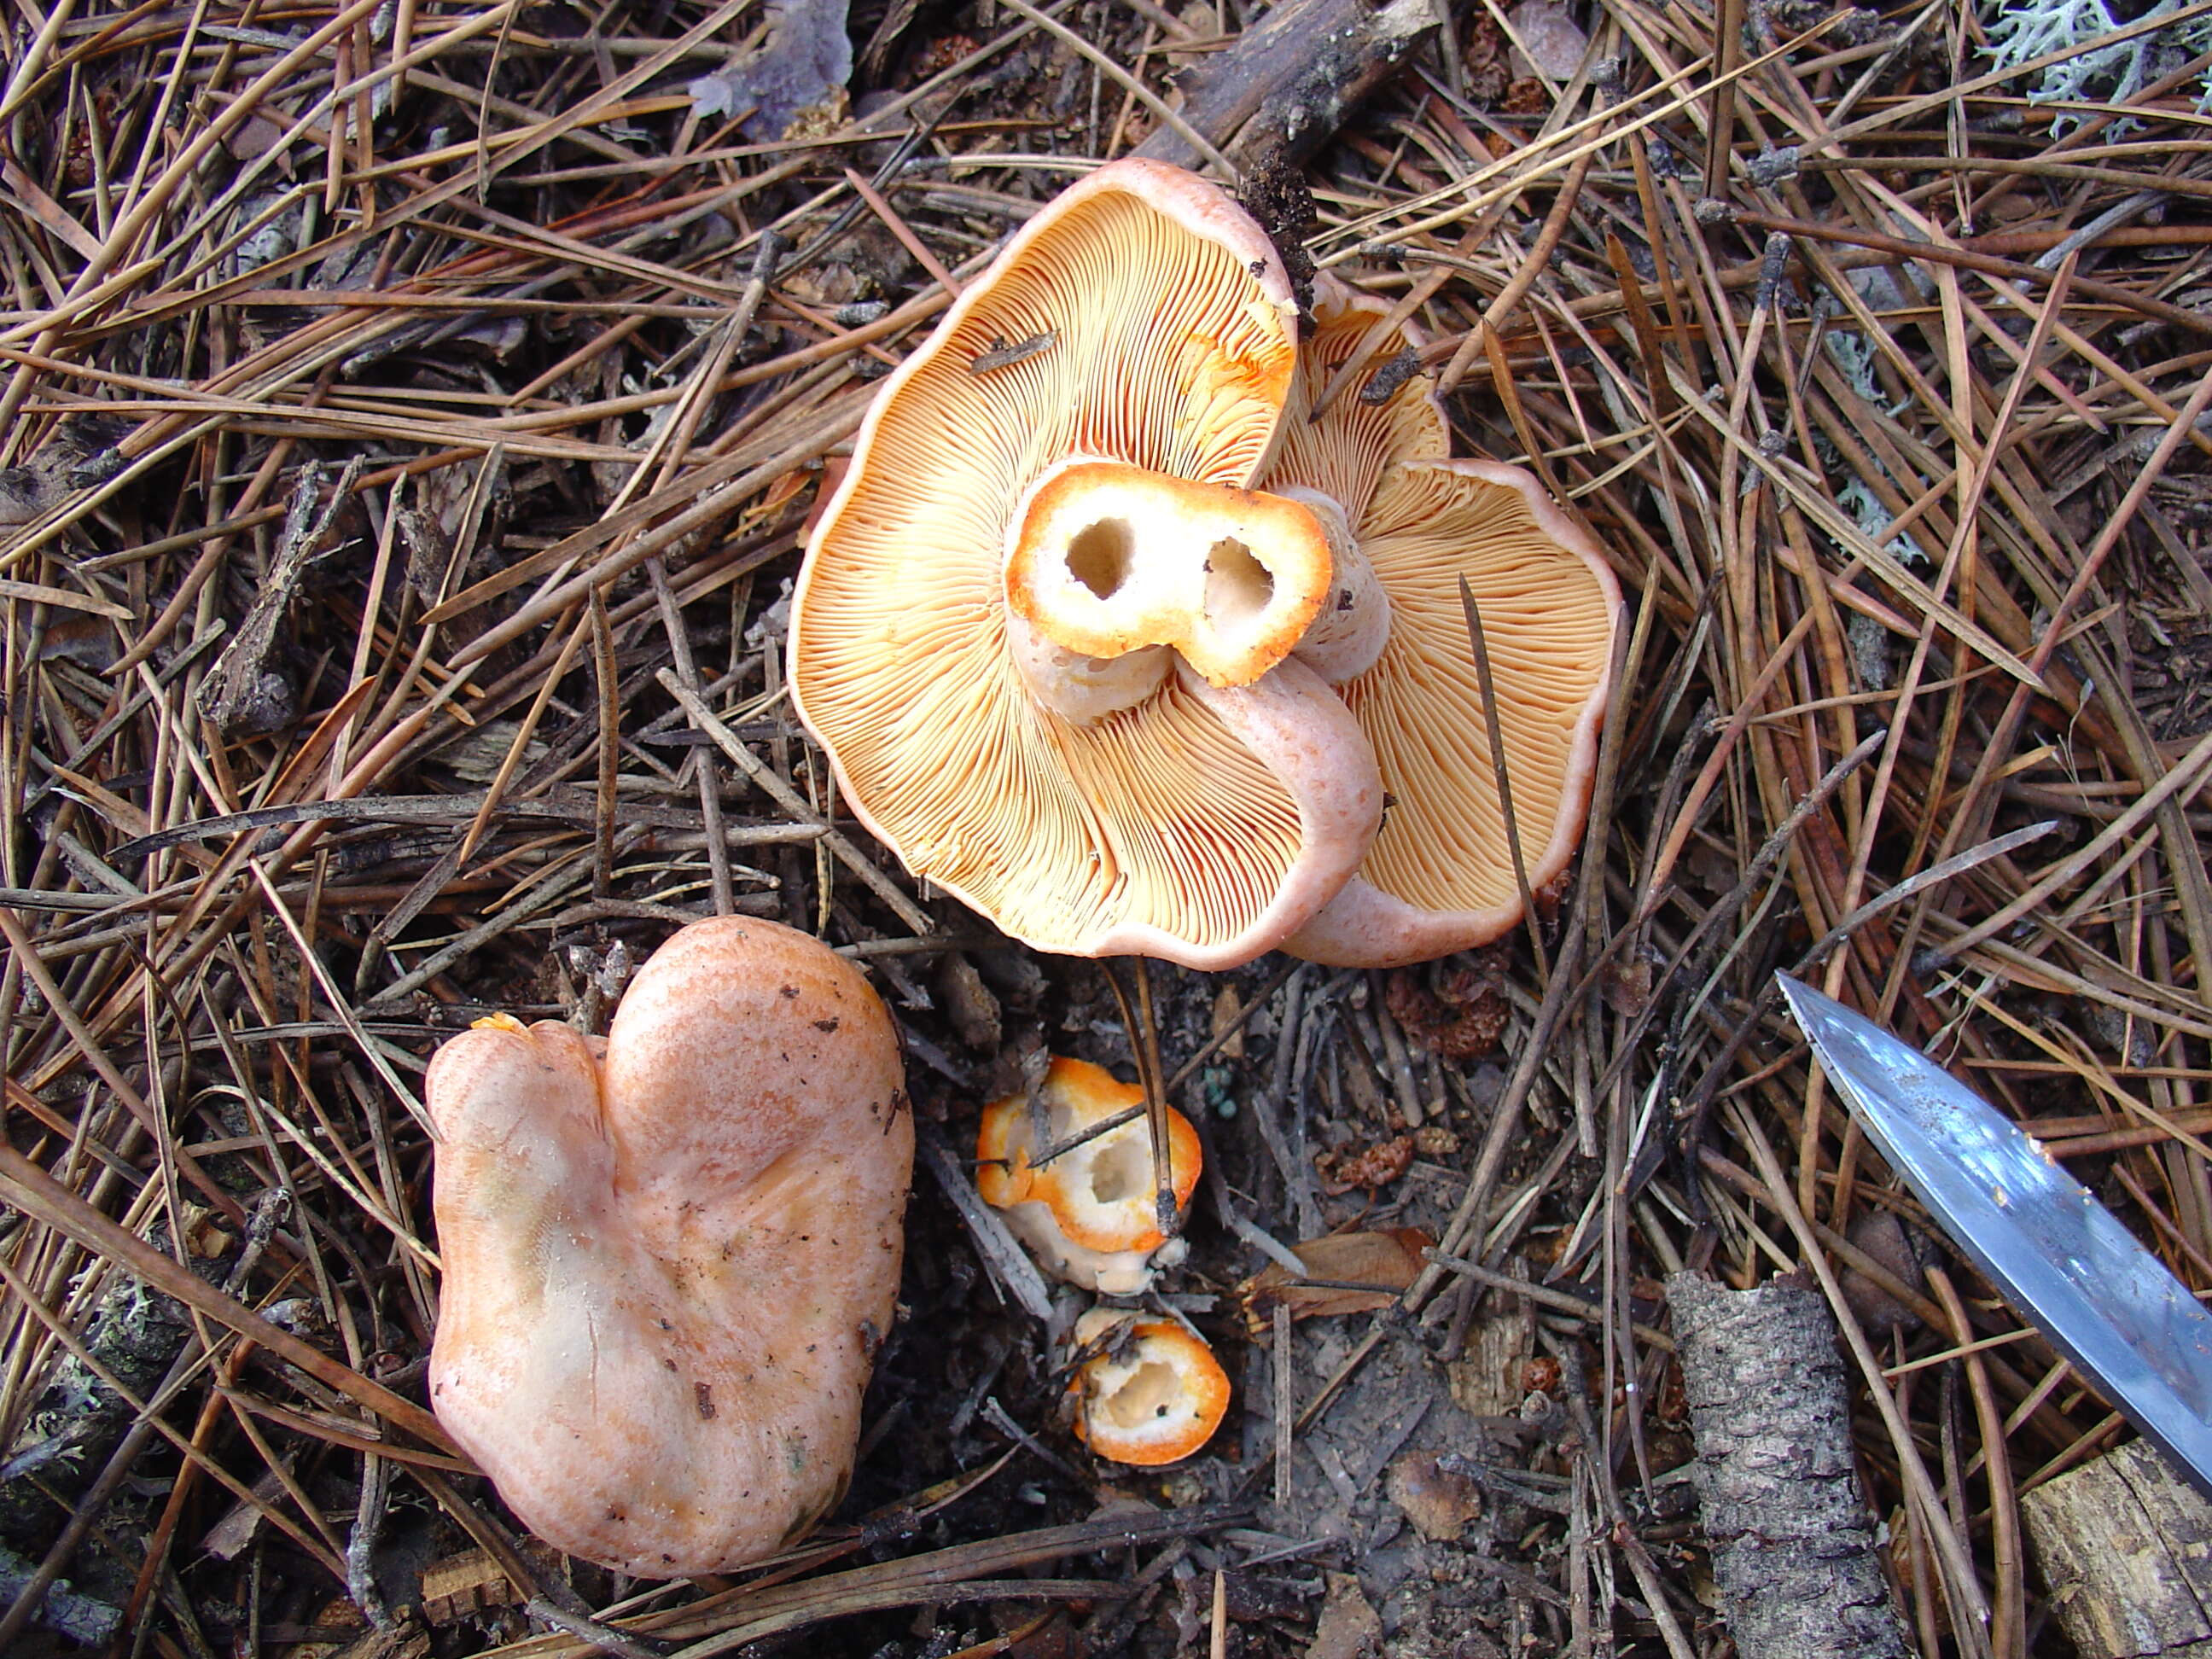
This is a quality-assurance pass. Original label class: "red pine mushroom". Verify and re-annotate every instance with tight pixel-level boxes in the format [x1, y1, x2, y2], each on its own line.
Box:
[425, 917, 911, 1576]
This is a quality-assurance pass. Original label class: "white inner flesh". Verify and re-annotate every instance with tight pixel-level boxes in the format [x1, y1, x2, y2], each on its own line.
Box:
[1100, 1358, 1185, 1429]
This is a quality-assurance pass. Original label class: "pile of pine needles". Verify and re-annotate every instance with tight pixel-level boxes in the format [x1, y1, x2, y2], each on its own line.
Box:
[4, 0, 2212, 1652]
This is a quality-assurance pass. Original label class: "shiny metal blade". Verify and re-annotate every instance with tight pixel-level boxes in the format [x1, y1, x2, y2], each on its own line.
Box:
[1776, 974, 2212, 1499]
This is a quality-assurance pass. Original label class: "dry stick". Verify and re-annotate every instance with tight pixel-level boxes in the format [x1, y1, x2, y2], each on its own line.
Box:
[1703, 0, 1747, 200]
[1424, 1248, 1674, 1349]
[649, 562, 735, 916]
[1461, 580, 1547, 984]
[1130, 963, 1180, 1239]
[590, 591, 621, 903]
[527, 1598, 668, 1659]
[1097, 958, 1180, 1241]
[918, 1127, 1055, 1325]
[1135, 0, 1435, 171]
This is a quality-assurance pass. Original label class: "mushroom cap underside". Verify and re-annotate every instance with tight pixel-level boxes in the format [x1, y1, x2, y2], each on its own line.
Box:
[1263, 288, 1622, 965]
[793, 159, 1388, 967]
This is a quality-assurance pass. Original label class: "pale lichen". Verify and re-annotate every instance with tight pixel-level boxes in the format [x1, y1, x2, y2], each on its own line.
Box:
[1980, 0, 2212, 136]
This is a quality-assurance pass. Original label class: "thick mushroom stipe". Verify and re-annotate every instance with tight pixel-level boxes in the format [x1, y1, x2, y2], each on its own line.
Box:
[425, 917, 911, 1577]
[1069, 1309, 1232, 1467]
[976, 1056, 1201, 1295]
[1272, 485, 1391, 685]
[1004, 457, 1335, 695]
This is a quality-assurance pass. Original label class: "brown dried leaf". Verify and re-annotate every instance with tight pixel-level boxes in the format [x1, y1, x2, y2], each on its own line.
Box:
[1239, 1228, 1431, 1332]
[1386, 1451, 1485, 1541]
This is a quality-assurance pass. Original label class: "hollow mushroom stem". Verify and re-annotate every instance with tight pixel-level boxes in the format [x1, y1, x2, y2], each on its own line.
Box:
[977, 1055, 1202, 1294]
[1069, 1309, 1231, 1467]
[1004, 457, 1336, 709]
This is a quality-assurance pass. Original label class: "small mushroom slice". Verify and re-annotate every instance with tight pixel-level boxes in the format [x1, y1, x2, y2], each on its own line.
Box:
[1069, 1309, 1231, 1467]
[426, 918, 911, 1577]
[976, 1055, 1201, 1295]
[1266, 282, 1621, 966]
[792, 158, 1382, 968]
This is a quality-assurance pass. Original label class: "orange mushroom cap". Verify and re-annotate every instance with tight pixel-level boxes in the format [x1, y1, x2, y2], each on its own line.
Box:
[1266, 277, 1622, 965]
[1068, 1308, 1231, 1467]
[789, 158, 1382, 969]
[425, 917, 911, 1577]
[977, 1055, 1201, 1294]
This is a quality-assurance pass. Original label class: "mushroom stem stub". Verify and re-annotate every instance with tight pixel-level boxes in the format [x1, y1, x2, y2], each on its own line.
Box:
[976, 1055, 1202, 1294]
[1069, 1308, 1231, 1467]
[1004, 457, 1335, 704]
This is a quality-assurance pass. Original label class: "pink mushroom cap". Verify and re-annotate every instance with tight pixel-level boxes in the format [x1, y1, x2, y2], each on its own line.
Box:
[425, 917, 911, 1577]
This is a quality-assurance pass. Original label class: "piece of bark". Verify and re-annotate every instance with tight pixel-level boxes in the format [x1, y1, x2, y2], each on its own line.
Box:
[1666, 1271, 1910, 1659]
[2023, 1439, 2212, 1656]
[0, 416, 129, 527]
[200, 457, 364, 736]
[0, 1543, 120, 1644]
[1132, 0, 1442, 172]
[1307, 1570, 1382, 1659]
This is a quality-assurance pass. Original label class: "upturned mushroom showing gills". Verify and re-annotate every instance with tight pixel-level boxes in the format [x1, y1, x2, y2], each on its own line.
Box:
[424, 917, 911, 1577]
[790, 158, 1620, 970]
[976, 1056, 1202, 1295]
[789, 157, 1382, 969]
[1266, 280, 1621, 966]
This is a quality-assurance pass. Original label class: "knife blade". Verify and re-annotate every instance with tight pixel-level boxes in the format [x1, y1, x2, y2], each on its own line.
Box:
[1775, 973, 2212, 1499]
